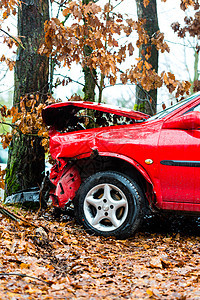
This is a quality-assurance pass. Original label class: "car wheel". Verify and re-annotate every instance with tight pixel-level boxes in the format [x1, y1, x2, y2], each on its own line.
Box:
[74, 171, 144, 238]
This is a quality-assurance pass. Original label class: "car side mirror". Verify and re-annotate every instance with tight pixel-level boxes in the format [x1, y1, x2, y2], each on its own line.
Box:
[163, 111, 200, 130]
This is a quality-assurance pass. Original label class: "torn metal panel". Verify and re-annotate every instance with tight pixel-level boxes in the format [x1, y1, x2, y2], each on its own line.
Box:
[49, 163, 81, 209]
[42, 101, 149, 127]
[5, 187, 40, 206]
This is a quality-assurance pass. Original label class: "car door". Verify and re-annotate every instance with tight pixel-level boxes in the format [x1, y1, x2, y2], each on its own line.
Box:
[158, 108, 200, 204]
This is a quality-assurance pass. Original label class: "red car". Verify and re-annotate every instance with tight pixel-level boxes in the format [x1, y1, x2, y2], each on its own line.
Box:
[42, 92, 200, 238]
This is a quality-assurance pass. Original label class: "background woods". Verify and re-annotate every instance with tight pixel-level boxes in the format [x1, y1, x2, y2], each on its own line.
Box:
[0, 1, 199, 299]
[0, 0, 198, 194]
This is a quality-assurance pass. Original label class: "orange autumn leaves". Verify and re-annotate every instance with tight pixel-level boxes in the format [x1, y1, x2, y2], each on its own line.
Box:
[39, 1, 191, 96]
[0, 95, 56, 151]
[0, 0, 17, 19]
[0, 0, 195, 98]
[0, 208, 199, 299]
[0, 95, 54, 191]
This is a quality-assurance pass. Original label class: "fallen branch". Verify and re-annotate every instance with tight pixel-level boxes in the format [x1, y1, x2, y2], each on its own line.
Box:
[0, 272, 51, 285]
[0, 203, 49, 231]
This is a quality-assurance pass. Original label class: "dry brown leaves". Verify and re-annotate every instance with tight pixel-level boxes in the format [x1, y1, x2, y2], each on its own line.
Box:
[0, 0, 17, 19]
[0, 93, 59, 149]
[39, 1, 187, 95]
[0, 93, 59, 190]
[0, 208, 199, 299]
[151, 31, 170, 53]
[0, 55, 15, 71]
[180, 0, 199, 11]
[1, 1, 192, 98]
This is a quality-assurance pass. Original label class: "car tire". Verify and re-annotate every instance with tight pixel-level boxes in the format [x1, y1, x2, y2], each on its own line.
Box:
[74, 171, 145, 238]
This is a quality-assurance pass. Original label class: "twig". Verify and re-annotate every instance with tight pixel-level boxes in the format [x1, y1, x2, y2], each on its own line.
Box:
[112, 0, 124, 11]
[0, 208, 20, 222]
[0, 272, 50, 285]
[0, 85, 14, 94]
[0, 68, 9, 81]
[0, 29, 25, 50]
[54, 74, 85, 87]
[0, 121, 18, 129]
[0, 203, 48, 231]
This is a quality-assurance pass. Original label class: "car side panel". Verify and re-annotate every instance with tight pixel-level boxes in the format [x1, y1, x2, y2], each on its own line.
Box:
[49, 122, 162, 203]
[49, 122, 162, 165]
[158, 128, 200, 206]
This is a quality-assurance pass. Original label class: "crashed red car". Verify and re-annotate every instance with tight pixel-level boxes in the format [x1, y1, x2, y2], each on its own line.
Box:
[42, 93, 200, 238]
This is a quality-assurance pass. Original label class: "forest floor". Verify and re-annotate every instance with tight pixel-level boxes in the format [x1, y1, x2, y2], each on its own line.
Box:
[0, 207, 199, 300]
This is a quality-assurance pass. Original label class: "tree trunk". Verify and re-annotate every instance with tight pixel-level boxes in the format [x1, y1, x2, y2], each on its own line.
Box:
[5, 0, 49, 196]
[82, 0, 96, 102]
[135, 0, 159, 115]
[83, 46, 96, 102]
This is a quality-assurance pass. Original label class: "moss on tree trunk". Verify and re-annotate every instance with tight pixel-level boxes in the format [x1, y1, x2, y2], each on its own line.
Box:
[6, 135, 45, 195]
[5, 0, 49, 197]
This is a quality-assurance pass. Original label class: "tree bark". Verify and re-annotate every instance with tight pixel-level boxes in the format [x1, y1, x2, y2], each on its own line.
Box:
[5, 0, 49, 196]
[83, 46, 96, 102]
[135, 0, 159, 115]
[82, 0, 96, 102]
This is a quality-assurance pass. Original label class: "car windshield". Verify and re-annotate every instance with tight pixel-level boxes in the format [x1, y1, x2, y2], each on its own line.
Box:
[147, 93, 199, 121]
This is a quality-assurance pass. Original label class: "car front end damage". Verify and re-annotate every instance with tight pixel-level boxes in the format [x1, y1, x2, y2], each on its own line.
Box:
[41, 95, 200, 238]
[42, 101, 150, 212]
[49, 159, 81, 209]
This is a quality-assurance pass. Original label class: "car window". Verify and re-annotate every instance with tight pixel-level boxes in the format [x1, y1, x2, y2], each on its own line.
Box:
[182, 102, 200, 116]
[147, 93, 200, 121]
[187, 103, 200, 112]
[55, 109, 134, 133]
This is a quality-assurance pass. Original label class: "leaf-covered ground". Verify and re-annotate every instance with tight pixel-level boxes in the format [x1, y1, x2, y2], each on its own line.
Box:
[0, 209, 199, 299]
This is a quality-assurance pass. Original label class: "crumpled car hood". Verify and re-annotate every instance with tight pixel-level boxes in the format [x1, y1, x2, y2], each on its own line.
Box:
[42, 101, 150, 126]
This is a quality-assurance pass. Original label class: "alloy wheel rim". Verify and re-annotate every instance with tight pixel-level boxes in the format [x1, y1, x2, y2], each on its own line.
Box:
[83, 183, 128, 232]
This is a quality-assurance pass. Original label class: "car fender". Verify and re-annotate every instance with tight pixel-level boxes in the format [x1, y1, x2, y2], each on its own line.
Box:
[75, 150, 153, 185]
